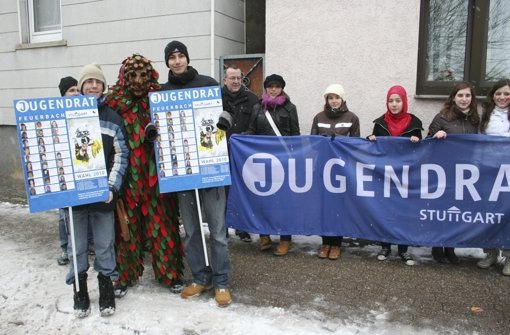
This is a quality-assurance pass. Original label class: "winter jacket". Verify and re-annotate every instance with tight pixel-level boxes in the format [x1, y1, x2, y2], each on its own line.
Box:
[221, 86, 259, 138]
[160, 66, 218, 90]
[310, 102, 360, 137]
[76, 103, 129, 211]
[427, 108, 479, 136]
[371, 114, 423, 139]
[245, 99, 300, 136]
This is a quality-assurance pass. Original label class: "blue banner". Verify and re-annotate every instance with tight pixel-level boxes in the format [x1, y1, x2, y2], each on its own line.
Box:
[226, 134, 510, 248]
[14, 96, 109, 213]
[149, 86, 231, 193]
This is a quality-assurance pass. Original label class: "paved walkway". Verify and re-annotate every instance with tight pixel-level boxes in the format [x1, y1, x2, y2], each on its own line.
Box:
[2, 204, 509, 334]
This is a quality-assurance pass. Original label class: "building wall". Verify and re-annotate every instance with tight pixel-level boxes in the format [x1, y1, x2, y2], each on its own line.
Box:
[265, 0, 443, 136]
[0, 0, 245, 202]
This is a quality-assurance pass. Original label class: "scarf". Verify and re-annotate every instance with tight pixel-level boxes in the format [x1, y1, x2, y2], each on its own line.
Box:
[261, 92, 287, 110]
[167, 66, 198, 85]
[384, 85, 411, 136]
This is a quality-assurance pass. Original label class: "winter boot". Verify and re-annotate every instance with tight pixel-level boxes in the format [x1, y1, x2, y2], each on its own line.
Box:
[98, 273, 115, 317]
[445, 247, 459, 264]
[73, 272, 90, 318]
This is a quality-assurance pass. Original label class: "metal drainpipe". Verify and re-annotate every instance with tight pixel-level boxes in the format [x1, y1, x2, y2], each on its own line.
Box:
[210, 0, 215, 78]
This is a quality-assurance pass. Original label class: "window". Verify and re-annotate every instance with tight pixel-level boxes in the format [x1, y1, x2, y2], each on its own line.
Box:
[19, 0, 62, 44]
[417, 0, 510, 96]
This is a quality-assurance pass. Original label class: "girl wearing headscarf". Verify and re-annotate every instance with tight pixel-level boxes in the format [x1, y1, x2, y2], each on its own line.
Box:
[368, 85, 423, 265]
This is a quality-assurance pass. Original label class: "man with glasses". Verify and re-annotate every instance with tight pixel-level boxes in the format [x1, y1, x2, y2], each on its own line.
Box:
[217, 65, 259, 242]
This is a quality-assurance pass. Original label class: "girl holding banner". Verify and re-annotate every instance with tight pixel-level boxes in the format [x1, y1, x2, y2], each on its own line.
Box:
[478, 79, 510, 275]
[245, 74, 300, 256]
[427, 82, 480, 264]
[310, 84, 360, 260]
[368, 85, 423, 266]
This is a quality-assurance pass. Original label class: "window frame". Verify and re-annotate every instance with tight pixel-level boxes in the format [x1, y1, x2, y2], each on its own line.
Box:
[19, 0, 62, 44]
[416, 0, 503, 97]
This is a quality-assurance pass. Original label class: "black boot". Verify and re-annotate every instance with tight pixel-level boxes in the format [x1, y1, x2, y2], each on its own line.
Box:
[431, 247, 448, 264]
[445, 247, 460, 264]
[73, 272, 90, 318]
[98, 273, 115, 316]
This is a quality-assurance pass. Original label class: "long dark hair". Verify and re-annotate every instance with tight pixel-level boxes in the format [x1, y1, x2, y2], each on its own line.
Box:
[480, 79, 510, 133]
[440, 82, 479, 126]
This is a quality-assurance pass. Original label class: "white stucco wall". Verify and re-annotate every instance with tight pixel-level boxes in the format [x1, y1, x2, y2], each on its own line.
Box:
[266, 0, 442, 137]
[0, 0, 245, 125]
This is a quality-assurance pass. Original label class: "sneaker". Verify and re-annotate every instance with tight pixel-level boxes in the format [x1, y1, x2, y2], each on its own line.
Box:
[181, 283, 212, 299]
[274, 240, 291, 256]
[502, 258, 510, 276]
[399, 252, 415, 266]
[259, 236, 272, 251]
[377, 248, 390, 261]
[477, 251, 498, 269]
[328, 246, 341, 260]
[214, 288, 232, 307]
[169, 279, 185, 294]
[57, 251, 69, 266]
[113, 284, 128, 298]
[238, 231, 252, 243]
[318, 245, 330, 259]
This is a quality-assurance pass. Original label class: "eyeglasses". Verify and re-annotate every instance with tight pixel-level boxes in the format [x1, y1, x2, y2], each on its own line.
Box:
[226, 76, 242, 81]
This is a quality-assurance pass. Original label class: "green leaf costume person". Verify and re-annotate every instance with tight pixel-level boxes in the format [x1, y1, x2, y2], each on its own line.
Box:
[106, 54, 183, 292]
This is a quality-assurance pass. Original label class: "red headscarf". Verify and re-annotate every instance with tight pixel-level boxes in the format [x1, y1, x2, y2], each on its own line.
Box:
[384, 85, 411, 136]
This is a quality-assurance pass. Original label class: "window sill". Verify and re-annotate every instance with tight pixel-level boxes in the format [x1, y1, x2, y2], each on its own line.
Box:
[414, 95, 447, 100]
[15, 40, 67, 50]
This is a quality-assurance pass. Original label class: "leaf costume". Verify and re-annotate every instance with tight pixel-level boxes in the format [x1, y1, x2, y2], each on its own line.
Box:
[105, 54, 183, 288]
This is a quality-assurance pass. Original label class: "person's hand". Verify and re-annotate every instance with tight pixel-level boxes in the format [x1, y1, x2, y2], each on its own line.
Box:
[410, 135, 420, 143]
[433, 130, 447, 139]
[105, 191, 113, 204]
[368, 135, 376, 141]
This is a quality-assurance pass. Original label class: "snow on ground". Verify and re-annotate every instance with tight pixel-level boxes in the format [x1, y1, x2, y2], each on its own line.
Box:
[0, 203, 479, 334]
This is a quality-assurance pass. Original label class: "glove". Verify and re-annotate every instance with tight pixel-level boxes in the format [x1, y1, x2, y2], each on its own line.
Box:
[217, 110, 233, 131]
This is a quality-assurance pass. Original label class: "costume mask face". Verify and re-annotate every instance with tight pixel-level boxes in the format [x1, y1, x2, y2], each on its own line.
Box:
[123, 55, 153, 97]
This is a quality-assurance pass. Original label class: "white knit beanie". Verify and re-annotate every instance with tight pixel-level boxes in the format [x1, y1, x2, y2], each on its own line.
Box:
[78, 63, 107, 93]
[323, 84, 345, 100]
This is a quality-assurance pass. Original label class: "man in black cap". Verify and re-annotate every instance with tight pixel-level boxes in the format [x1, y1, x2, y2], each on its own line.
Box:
[161, 40, 232, 307]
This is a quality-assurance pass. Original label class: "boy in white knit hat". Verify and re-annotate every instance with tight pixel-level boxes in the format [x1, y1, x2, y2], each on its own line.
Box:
[64, 63, 129, 318]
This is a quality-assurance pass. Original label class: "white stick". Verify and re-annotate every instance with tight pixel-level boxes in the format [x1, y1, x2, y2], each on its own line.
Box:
[68, 206, 80, 291]
[194, 188, 210, 267]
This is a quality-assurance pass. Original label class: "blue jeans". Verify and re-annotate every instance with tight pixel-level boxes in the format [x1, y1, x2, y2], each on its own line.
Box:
[59, 208, 94, 252]
[65, 207, 118, 284]
[178, 187, 231, 288]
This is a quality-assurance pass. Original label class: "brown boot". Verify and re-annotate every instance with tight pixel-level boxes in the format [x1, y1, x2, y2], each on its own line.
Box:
[274, 240, 291, 256]
[259, 236, 272, 251]
[328, 246, 341, 260]
[318, 245, 330, 259]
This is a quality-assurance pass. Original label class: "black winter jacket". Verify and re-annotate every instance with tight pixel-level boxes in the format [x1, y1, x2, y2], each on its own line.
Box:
[371, 114, 423, 139]
[221, 86, 259, 138]
[160, 66, 218, 90]
[427, 108, 479, 136]
[245, 99, 300, 136]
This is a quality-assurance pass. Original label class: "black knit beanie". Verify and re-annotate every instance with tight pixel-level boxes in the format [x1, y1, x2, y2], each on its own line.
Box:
[264, 74, 286, 89]
[58, 76, 78, 96]
[164, 40, 190, 66]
